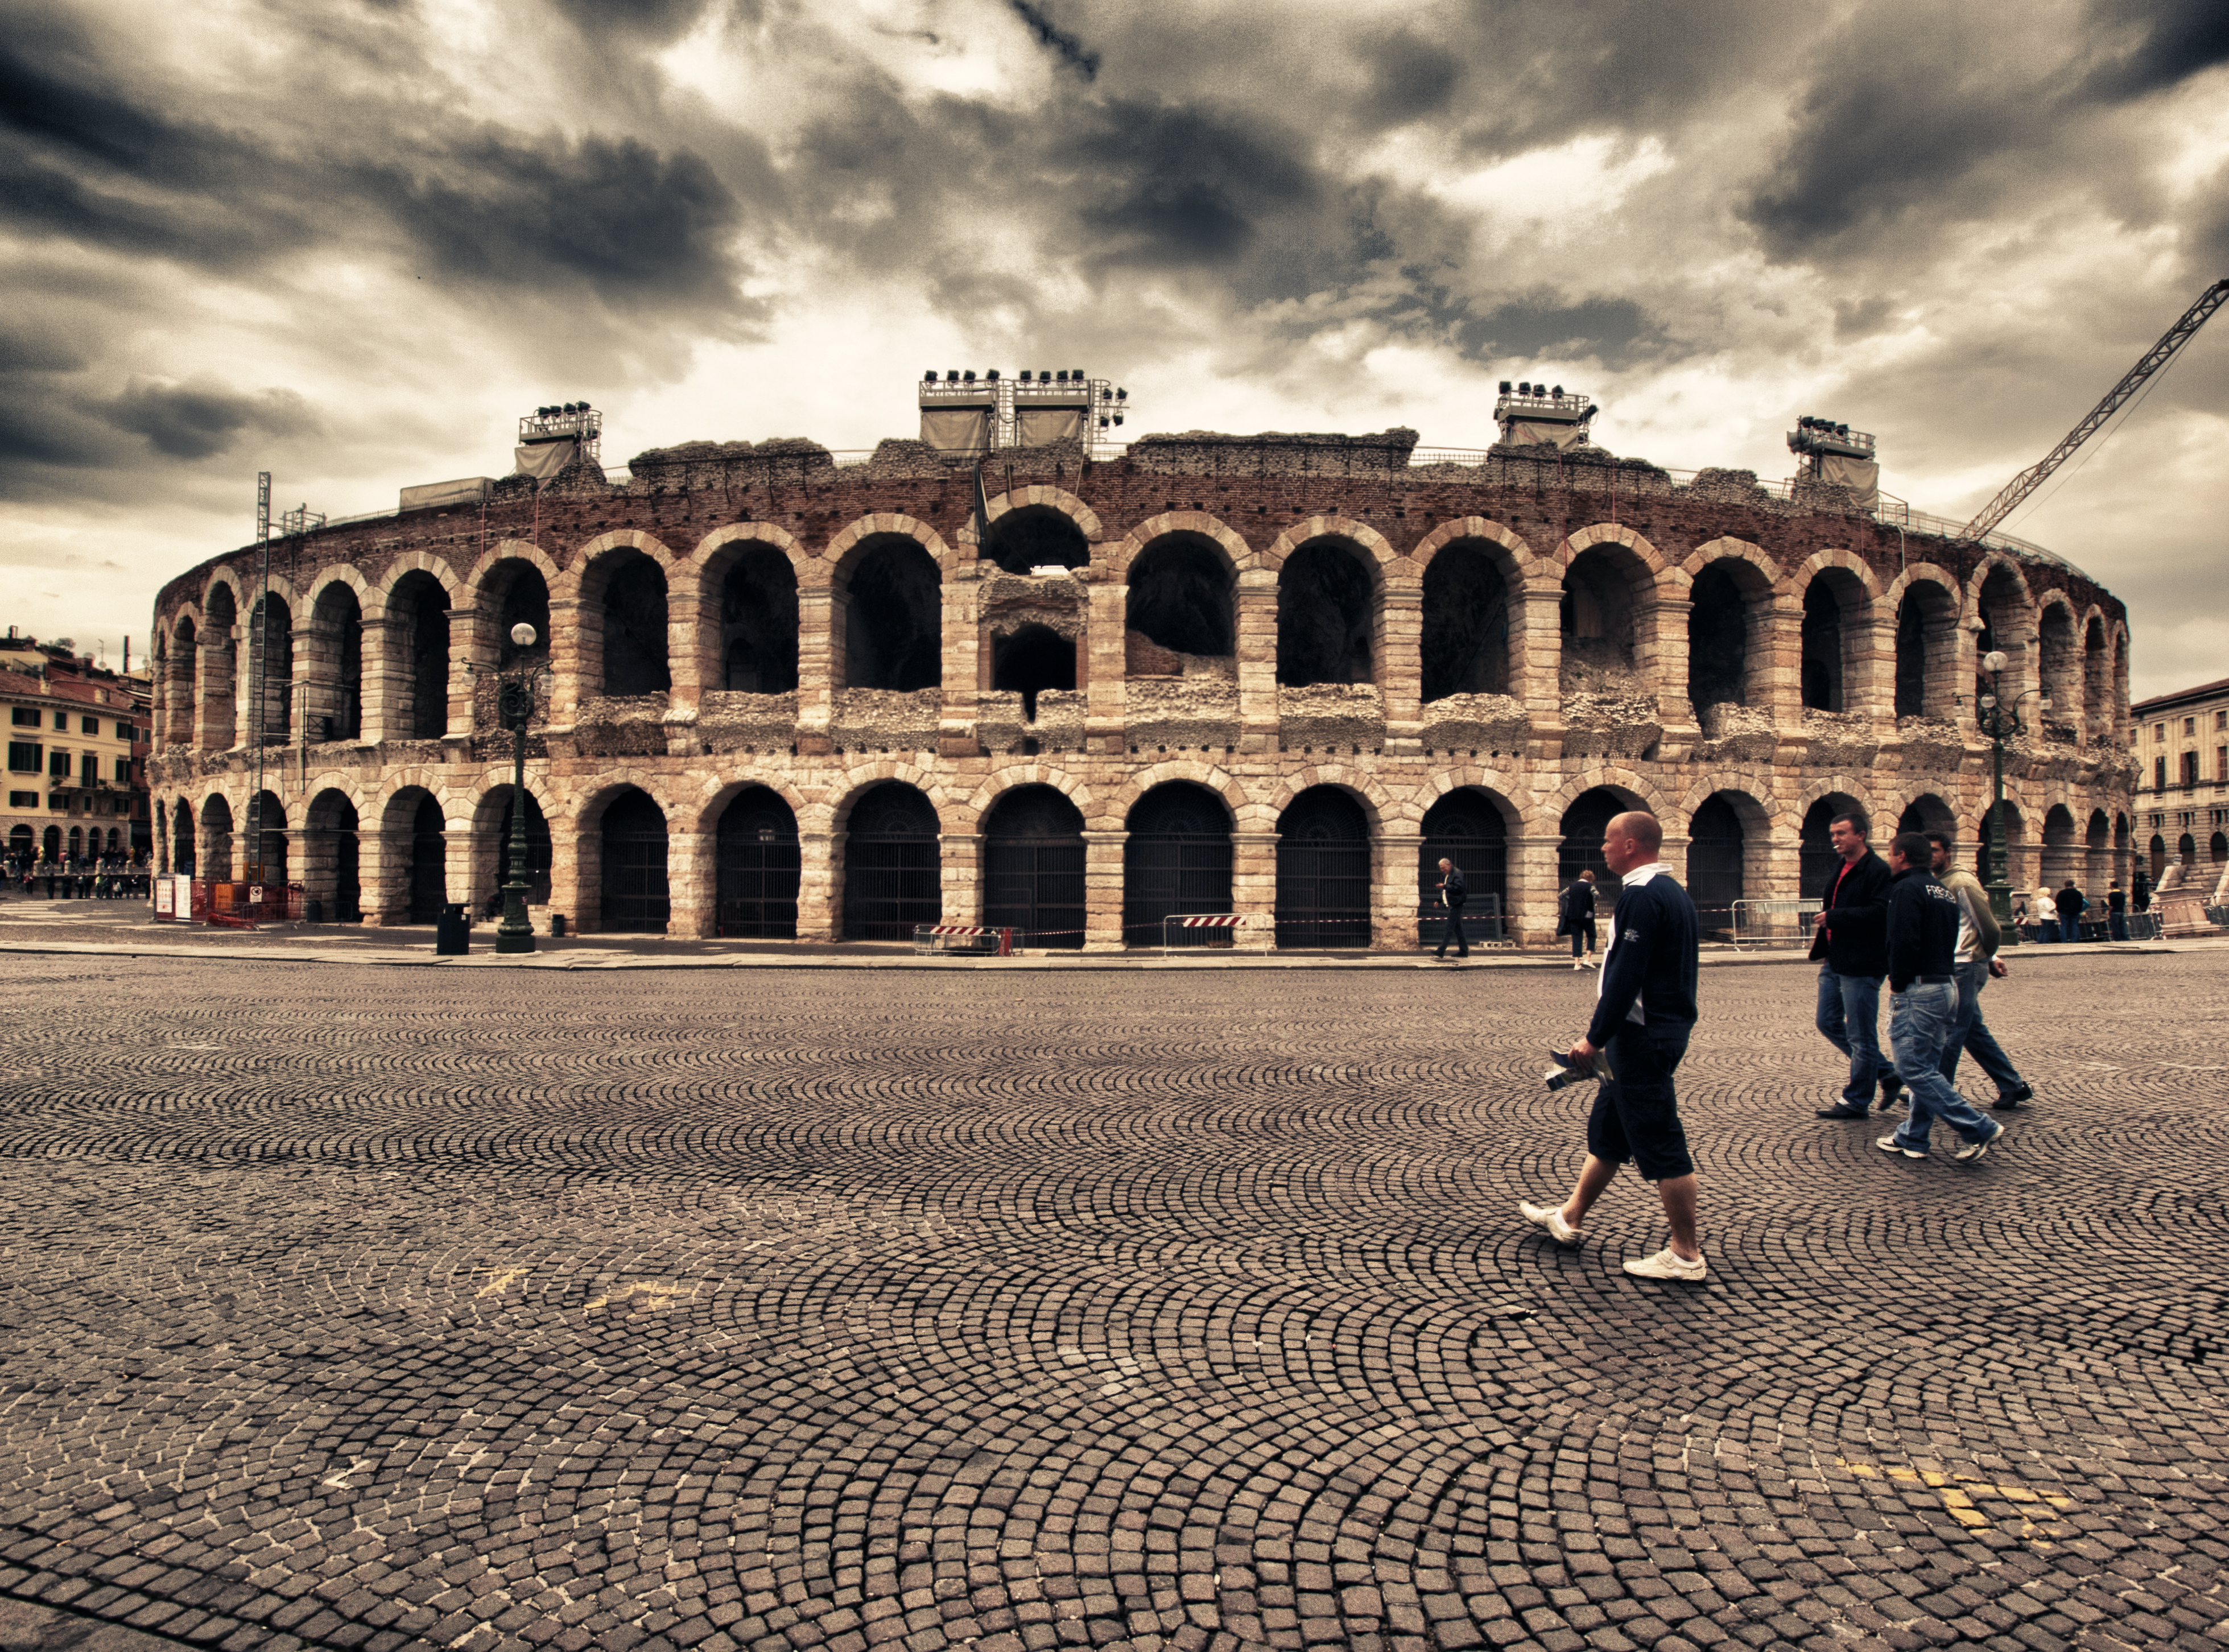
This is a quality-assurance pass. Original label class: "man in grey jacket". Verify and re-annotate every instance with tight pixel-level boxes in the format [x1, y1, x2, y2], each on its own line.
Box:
[1924, 831, 2034, 1110]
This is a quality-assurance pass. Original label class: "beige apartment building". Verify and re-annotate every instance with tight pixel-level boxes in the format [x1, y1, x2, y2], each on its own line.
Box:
[2, 635, 153, 863]
[2132, 675, 2229, 883]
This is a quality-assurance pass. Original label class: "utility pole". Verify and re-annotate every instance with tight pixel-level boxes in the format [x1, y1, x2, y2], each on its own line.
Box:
[246, 472, 271, 889]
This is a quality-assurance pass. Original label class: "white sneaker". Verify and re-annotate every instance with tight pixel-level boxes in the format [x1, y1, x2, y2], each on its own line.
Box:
[1572, 961, 1584, 970]
[1953, 1123, 2004, 1164]
[1518, 1200, 1584, 1247]
[1623, 1246, 1707, 1282]
[1876, 1134, 1927, 1160]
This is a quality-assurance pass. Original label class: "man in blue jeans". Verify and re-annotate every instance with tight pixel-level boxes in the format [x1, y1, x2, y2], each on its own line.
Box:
[1925, 832, 2035, 1112]
[1877, 831, 2006, 1163]
[1811, 810, 1899, 1120]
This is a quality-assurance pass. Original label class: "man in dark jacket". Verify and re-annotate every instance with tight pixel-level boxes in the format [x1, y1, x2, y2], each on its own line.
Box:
[2107, 882, 2128, 941]
[1558, 869, 1599, 969]
[1877, 832, 2006, 1163]
[2053, 880, 2087, 942]
[1810, 810, 1899, 1119]
[1518, 810, 1706, 1282]
[1433, 858, 1468, 960]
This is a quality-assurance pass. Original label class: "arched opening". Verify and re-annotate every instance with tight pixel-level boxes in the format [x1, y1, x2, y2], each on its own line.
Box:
[2038, 604, 2078, 731]
[2150, 832, 2166, 881]
[1276, 539, 1376, 687]
[1800, 575, 1855, 711]
[201, 794, 234, 882]
[1893, 580, 1956, 719]
[248, 790, 287, 884]
[1686, 561, 1757, 711]
[718, 547, 798, 693]
[1559, 547, 1641, 691]
[1126, 534, 1234, 666]
[2178, 830, 2197, 868]
[1801, 794, 1864, 899]
[1122, 781, 1233, 947]
[1420, 542, 1512, 701]
[68, 827, 82, 861]
[1977, 800, 2025, 887]
[1974, 565, 2026, 710]
[1897, 794, 1957, 840]
[169, 618, 197, 746]
[599, 789, 670, 932]
[306, 790, 360, 922]
[2214, 831, 2228, 868]
[1274, 786, 1372, 949]
[842, 781, 940, 940]
[486, 563, 551, 672]
[1419, 788, 1508, 946]
[494, 790, 552, 907]
[715, 786, 799, 939]
[983, 505, 1088, 575]
[171, 799, 196, 875]
[41, 825, 60, 862]
[2082, 618, 2108, 735]
[841, 537, 942, 690]
[1687, 794, 1747, 935]
[1559, 787, 1634, 898]
[407, 792, 447, 922]
[981, 784, 1086, 948]
[249, 594, 292, 743]
[2041, 803, 2078, 887]
[391, 572, 452, 738]
[990, 623, 1075, 722]
[308, 584, 363, 741]
[8, 824, 30, 860]
[201, 585, 237, 747]
[597, 555, 671, 696]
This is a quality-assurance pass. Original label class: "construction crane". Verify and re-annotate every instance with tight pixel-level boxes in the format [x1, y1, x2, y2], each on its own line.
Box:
[1961, 276, 2228, 543]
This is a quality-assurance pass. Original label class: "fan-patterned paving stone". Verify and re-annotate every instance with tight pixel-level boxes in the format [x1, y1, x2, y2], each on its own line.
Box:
[0, 951, 2223, 1652]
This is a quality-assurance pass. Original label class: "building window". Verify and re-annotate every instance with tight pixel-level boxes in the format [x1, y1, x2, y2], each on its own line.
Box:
[6, 742, 38, 773]
[2155, 756, 2168, 790]
[47, 750, 68, 778]
[114, 757, 131, 783]
[2186, 717, 2198, 736]
[79, 715, 97, 734]
[9, 708, 36, 728]
[51, 712, 65, 730]
[2218, 711, 2228, 730]
[2183, 751, 2201, 787]
[8, 791, 35, 808]
[2218, 746, 2227, 782]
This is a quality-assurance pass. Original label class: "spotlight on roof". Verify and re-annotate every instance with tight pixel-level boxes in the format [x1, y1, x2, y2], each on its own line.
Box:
[1551, 385, 1564, 397]
[1114, 387, 1126, 400]
[1499, 381, 1512, 393]
[946, 370, 959, 382]
[925, 370, 937, 382]
[985, 368, 998, 381]
[1019, 370, 1033, 382]
[1054, 370, 1067, 382]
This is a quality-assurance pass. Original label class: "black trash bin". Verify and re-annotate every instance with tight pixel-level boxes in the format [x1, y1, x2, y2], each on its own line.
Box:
[304, 898, 323, 924]
[435, 901, 471, 955]
[550, 913, 567, 937]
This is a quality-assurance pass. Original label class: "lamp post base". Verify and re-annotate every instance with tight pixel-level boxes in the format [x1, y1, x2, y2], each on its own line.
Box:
[494, 927, 535, 955]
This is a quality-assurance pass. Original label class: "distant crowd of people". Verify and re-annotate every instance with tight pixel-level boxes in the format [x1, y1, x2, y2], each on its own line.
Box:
[3, 850, 151, 900]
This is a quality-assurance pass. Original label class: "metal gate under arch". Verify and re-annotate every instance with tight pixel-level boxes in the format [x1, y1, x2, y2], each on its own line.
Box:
[982, 786, 1086, 948]
[600, 792, 670, 932]
[408, 795, 446, 923]
[1124, 784, 1233, 948]
[844, 783, 940, 941]
[716, 788, 800, 939]
[1275, 788, 1372, 949]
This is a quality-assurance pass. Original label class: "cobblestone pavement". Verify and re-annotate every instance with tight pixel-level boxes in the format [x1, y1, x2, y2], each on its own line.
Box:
[0, 953, 2222, 1652]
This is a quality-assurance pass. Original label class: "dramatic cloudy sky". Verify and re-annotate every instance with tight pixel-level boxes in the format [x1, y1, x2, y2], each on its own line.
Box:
[5, 0, 2226, 695]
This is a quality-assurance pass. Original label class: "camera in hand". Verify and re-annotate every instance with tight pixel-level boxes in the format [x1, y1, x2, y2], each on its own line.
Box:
[1542, 1044, 1614, 1092]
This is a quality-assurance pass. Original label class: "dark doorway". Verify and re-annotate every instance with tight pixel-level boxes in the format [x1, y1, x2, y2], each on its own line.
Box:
[1126, 536, 1232, 659]
[249, 791, 287, 884]
[328, 801, 361, 923]
[1559, 788, 1627, 899]
[983, 785, 1086, 948]
[991, 624, 1076, 721]
[1801, 579, 1844, 711]
[721, 549, 799, 692]
[1275, 786, 1371, 948]
[1687, 795, 1745, 935]
[1687, 562, 1749, 711]
[716, 786, 800, 938]
[602, 558, 672, 696]
[843, 782, 940, 940]
[600, 790, 670, 931]
[1420, 544, 1510, 701]
[1419, 790, 1507, 947]
[1123, 782, 1232, 947]
[983, 506, 1088, 575]
[312, 585, 364, 739]
[172, 799, 196, 875]
[494, 790, 553, 905]
[1276, 541, 1374, 687]
[844, 540, 942, 689]
[395, 573, 451, 738]
[408, 794, 447, 922]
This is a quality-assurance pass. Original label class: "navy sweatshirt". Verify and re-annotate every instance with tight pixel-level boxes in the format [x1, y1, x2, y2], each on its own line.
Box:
[1585, 864, 1700, 1048]
[1885, 868, 1960, 993]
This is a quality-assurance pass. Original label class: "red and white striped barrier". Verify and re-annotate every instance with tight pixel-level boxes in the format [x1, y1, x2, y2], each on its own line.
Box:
[1160, 913, 1272, 954]
[914, 924, 1017, 956]
[1170, 914, 1246, 928]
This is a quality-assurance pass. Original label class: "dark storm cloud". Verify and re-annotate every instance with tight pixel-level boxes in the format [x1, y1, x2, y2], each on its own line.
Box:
[100, 379, 320, 461]
[548, 0, 711, 47]
[2082, 0, 2229, 101]
[1009, 1, 1100, 82]
[1075, 104, 1315, 267]
[1356, 30, 1462, 131]
[1452, 295, 1661, 367]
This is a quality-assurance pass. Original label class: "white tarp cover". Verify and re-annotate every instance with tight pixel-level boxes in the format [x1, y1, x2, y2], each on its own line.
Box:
[513, 440, 579, 485]
[1017, 406, 1084, 447]
[399, 476, 494, 511]
[919, 407, 992, 453]
[1507, 419, 1590, 450]
[1819, 454, 1880, 507]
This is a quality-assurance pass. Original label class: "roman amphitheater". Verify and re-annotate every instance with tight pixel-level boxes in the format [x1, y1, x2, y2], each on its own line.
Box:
[145, 394, 2137, 949]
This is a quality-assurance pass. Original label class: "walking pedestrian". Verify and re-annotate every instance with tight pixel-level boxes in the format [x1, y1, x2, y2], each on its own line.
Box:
[1518, 810, 1706, 1281]
[1923, 832, 2034, 1112]
[1811, 810, 1900, 1119]
[1558, 868, 1599, 970]
[2107, 881, 2128, 942]
[1433, 857, 1469, 961]
[1877, 831, 2007, 1163]
[2053, 879, 2087, 943]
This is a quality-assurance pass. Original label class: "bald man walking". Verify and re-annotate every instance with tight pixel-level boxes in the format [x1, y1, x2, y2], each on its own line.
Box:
[1520, 810, 1706, 1280]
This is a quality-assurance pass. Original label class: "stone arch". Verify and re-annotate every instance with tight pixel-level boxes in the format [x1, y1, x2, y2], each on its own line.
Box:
[199, 791, 237, 881]
[302, 569, 370, 745]
[839, 776, 943, 941]
[1273, 782, 1376, 949]
[708, 781, 803, 940]
[1554, 529, 1664, 694]
[1796, 787, 1871, 900]
[1419, 534, 1524, 702]
[1124, 526, 1241, 665]
[1889, 565, 1962, 720]
[2036, 594, 2081, 731]
[1795, 554, 1879, 715]
[383, 567, 456, 738]
[573, 535, 675, 699]
[585, 783, 672, 934]
[245, 590, 294, 744]
[2080, 609, 2111, 734]
[1261, 515, 1398, 575]
[1683, 785, 1773, 930]
[1122, 777, 1238, 948]
[1535, 768, 1669, 825]
[697, 530, 800, 695]
[1555, 780, 1653, 897]
[302, 786, 362, 922]
[692, 774, 814, 839]
[1549, 522, 1669, 576]
[1103, 511, 1256, 581]
[833, 531, 942, 691]
[1410, 517, 1541, 580]
[824, 514, 958, 580]
[198, 581, 240, 750]
[166, 612, 199, 747]
[1273, 526, 1385, 688]
[469, 778, 557, 911]
[689, 521, 806, 577]
[368, 550, 464, 617]
[972, 489, 1100, 573]
[1102, 759, 1250, 835]
[1682, 539, 1779, 713]
[827, 764, 958, 836]
[2041, 801, 2080, 887]
[1255, 767, 1392, 835]
[961, 764, 1095, 833]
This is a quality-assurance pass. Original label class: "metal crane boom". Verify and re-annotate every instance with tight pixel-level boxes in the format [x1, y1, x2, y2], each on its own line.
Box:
[1960, 277, 2229, 543]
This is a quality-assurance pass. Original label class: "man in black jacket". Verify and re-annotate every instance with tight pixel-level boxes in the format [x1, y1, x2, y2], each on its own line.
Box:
[1518, 810, 1706, 1282]
[1433, 858, 1468, 960]
[2053, 880, 2087, 943]
[1810, 810, 1900, 1120]
[1877, 832, 2007, 1163]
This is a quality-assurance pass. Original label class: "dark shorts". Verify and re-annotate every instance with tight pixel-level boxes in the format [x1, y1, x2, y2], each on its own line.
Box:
[1585, 1026, 1694, 1181]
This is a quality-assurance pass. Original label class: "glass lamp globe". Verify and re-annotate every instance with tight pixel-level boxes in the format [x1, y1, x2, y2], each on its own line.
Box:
[1982, 650, 2007, 674]
[510, 623, 538, 647]
[1980, 694, 1997, 710]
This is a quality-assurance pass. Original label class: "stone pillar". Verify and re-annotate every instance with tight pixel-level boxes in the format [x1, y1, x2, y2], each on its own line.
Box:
[197, 637, 236, 750]
[1085, 579, 1128, 755]
[1379, 589, 1423, 755]
[362, 824, 410, 925]
[665, 583, 706, 722]
[940, 573, 980, 757]
[547, 598, 589, 725]
[1235, 571, 1278, 754]
[1513, 584, 1564, 754]
[1083, 829, 1126, 951]
[1508, 833, 1564, 948]
[443, 605, 480, 740]
[358, 617, 402, 743]
[1377, 832, 1422, 952]
[1231, 829, 1278, 943]
[1657, 832, 1689, 886]
[1642, 594, 1695, 730]
[668, 828, 712, 937]
[443, 817, 473, 923]
[795, 588, 835, 753]
[544, 813, 580, 937]
[940, 832, 981, 927]
[1757, 598, 1803, 724]
[1848, 608, 1894, 723]
[796, 829, 837, 943]
[296, 605, 339, 744]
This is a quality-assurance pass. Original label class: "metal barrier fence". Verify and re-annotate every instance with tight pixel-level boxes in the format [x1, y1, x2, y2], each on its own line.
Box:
[913, 925, 1016, 956]
[1161, 914, 1273, 955]
[1730, 898, 1814, 949]
[155, 879, 306, 927]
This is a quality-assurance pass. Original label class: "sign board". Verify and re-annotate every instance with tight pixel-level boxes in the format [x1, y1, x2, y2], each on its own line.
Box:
[248, 885, 266, 905]
[154, 879, 174, 918]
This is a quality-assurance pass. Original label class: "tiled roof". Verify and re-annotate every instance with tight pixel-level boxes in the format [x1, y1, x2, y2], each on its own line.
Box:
[2132, 676, 2229, 714]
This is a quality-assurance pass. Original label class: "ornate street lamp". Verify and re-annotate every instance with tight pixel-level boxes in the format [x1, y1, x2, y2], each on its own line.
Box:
[496, 622, 548, 955]
[1974, 647, 2049, 926]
